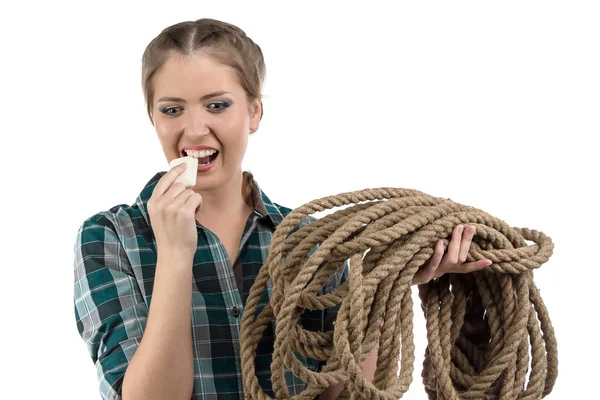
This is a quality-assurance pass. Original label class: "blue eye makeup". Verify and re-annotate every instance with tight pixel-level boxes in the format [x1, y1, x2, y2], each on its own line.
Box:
[159, 101, 231, 116]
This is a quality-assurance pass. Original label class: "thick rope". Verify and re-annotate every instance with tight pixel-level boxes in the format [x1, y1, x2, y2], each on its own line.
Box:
[239, 187, 557, 400]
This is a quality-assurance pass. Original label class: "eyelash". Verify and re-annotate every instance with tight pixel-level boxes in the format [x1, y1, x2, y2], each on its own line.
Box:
[160, 102, 231, 116]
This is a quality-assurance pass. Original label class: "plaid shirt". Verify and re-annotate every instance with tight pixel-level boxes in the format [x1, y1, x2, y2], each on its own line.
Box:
[73, 171, 349, 400]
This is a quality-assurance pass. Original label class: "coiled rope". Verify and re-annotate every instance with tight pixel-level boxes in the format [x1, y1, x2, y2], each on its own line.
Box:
[240, 187, 557, 399]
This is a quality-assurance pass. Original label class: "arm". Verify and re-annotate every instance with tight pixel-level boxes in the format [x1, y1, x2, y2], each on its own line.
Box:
[316, 258, 379, 400]
[319, 345, 378, 400]
[74, 220, 193, 400]
[122, 250, 194, 400]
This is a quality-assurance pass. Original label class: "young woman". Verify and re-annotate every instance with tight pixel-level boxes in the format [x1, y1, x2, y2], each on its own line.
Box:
[73, 18, 492, 400]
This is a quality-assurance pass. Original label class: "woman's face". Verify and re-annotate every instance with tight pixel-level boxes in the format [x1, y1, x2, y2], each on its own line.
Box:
[151, 52, 261, 191]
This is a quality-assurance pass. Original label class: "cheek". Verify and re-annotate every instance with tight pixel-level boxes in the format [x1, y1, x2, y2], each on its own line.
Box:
[221, 136, 248, 163]
[155, 119, 181, 141]
[231, 135, 249, 154]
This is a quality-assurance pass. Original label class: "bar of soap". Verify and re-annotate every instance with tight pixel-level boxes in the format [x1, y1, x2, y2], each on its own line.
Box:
[169, 156, 198, 188]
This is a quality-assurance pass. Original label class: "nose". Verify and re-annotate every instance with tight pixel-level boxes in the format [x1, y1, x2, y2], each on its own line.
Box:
[185, 107, 210, 138]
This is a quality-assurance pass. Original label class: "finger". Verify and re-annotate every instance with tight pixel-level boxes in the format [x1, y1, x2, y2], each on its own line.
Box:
[154, 162, 187, 197]
[426, 239, 445, 270]
[186, 192, 204, 214]
[458, 224, 476, 263]
[170, 188, 196, 209]
[441, 225, 463, 265]
[160, 182, 190, 204]
[413, 240, 446, 285]
[450, 259, 493, 274]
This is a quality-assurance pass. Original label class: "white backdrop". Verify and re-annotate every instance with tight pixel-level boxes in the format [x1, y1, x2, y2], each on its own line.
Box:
[1, 1, 598, 399]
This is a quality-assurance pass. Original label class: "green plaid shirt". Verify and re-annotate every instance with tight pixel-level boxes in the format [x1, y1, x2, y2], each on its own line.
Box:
[73, 171, 349, 400]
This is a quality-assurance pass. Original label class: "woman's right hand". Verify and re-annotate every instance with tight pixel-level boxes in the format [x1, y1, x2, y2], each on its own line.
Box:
[147, 162, 203, 260]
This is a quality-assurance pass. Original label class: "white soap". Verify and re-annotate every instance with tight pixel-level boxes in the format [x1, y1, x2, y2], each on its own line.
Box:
[169, 156, 198, 188]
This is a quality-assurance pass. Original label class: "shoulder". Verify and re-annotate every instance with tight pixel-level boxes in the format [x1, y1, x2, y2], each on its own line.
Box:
[75, 201, 146, 245]
[73, 206, 143, 307]
[73, 202, 147, 270]
[272, 204, 348, 284]
[73, 210, 127, 276]
[272, 202, 318, 230]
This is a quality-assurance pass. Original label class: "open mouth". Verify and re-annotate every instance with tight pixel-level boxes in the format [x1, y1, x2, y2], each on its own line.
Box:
[199, 151, 219, 166]
[183, 150, 219, 166]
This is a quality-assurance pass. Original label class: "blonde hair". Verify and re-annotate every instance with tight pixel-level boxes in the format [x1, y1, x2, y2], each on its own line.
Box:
[141, 18, 266, 207]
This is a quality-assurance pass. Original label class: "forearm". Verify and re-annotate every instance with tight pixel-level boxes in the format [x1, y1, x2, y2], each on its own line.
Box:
[319, 382, 344, 400]
[122, 252, 194, 400]
[319, 345, 378, 400]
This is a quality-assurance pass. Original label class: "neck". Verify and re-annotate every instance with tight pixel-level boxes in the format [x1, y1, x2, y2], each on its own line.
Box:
[194, 169, 251, 222]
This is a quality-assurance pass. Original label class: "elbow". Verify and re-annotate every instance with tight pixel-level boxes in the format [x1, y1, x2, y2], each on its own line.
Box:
[121, 369, 139, 400]
[121, 366, 192, 400]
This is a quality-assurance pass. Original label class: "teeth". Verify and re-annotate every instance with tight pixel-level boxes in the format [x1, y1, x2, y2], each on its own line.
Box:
[184, 149, 218, 158]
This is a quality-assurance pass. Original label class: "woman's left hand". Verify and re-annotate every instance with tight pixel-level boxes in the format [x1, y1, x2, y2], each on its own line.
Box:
[412, 224, 493, 286]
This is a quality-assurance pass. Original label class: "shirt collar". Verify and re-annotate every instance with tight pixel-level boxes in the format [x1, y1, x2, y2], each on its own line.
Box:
[135, 171, 285, 230]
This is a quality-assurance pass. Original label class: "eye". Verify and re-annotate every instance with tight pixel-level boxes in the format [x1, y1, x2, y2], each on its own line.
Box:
[160, 106, 181, 116]
[208, 102, 230, 112]
[159, 102, 230, 117]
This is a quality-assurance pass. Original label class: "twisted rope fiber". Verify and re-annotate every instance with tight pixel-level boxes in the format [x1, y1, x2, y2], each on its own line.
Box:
[239, 187, 558, 400]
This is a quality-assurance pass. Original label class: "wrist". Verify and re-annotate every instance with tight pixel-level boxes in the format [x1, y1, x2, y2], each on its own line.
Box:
[157, 249, 194, 268]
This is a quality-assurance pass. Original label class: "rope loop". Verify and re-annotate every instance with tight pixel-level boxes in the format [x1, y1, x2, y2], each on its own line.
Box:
[240, 187, 557, 399]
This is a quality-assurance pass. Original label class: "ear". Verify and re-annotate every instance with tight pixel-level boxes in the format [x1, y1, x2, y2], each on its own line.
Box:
[249, 98, 262, 134]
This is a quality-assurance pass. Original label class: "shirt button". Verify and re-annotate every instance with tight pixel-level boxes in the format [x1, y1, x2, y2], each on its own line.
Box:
[231, 307, 240, 317]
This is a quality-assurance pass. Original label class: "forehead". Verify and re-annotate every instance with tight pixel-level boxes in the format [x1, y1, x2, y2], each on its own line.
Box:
[153, 53, 239, 98]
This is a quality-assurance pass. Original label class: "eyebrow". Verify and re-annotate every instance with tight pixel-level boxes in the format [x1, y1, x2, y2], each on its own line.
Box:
[157, 91, 232, 103]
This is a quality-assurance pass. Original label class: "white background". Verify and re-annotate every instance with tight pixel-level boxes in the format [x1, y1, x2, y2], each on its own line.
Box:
[1, 1, 598, 399]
